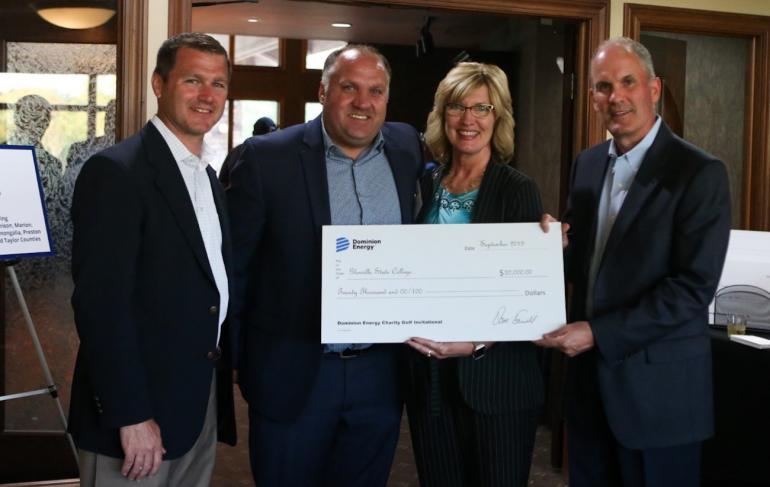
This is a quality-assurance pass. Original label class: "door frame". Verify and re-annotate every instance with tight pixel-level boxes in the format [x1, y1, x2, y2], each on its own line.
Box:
[625, 3, 770, 230]
[119, 0, 149, 139]
[170, 0, 610, 161]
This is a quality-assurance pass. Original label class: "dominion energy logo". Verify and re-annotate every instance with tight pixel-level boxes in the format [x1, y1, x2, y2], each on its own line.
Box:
[336, 237, 350, 252]
[335, 236, 381, 252]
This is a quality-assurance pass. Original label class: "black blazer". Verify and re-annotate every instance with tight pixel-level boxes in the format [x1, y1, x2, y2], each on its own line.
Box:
[226, 116, 423, 422]
[564, 122, 731, 449]
[403, 161, 545, 414]
[68, 123, 236, 459]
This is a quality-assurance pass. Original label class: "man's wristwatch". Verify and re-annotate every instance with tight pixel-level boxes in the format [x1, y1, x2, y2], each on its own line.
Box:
[471, 342, 487, 360]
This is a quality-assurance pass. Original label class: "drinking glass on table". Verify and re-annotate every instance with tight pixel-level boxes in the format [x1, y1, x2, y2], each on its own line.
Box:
[727, 314, 747, 336]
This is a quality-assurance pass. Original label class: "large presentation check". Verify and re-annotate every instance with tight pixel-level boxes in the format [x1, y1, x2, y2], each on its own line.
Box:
[321, 223, 566, 343]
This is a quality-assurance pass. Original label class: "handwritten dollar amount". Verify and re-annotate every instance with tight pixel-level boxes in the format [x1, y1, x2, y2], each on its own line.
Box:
[499, 269, 533, 277]
[337, 287, 424, 298]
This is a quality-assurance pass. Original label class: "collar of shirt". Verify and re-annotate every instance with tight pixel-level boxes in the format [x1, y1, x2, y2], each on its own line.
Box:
[151, 115, 215, 172]
[320, 117, 385, 164]
[607, 115, 662, 172]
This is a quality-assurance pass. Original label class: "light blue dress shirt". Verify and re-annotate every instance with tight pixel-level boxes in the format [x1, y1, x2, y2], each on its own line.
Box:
[321, 121, 401, 353]
[586, 116, 662, 317]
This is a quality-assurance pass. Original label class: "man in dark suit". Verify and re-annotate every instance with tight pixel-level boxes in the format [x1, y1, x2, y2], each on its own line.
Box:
[539, 37, 731, 487]
[68, 33, 235, 486]
[218, 116, 277, 187]
[226, 45, 422, 485]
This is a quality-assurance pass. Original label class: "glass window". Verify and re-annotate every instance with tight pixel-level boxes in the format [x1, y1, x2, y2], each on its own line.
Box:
[45, 111, 88, 162]
[234, 35, 279, 67]
[206, 33, 230, 58]
[0, 109, 10, 142]
[204, 100, 229, 172]
[1, 41, 117, 439]
[96, 110, 107, 137]
[0, 73, 89, 105]
[305, 102, 322, 122]
[232, 100, 279, 144]
[306, 40, 347, 70]
[96, 74, 117, 105]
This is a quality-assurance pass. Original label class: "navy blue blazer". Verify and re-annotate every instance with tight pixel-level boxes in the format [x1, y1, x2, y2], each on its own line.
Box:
[226, 116, 423, 421]
[68, 123, 236, 459]
[564, 122, 731, 449]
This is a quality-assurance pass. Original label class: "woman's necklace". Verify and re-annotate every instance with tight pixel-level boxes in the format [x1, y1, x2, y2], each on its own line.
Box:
[442, 169, 485, 194]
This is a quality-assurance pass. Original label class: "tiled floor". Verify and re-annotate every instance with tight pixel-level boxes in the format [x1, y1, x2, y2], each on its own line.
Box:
[388, 417, 567, 487]
[212, 392, 566, 486]
[2, 276, 566, 487]
[5, 391, 567, 487]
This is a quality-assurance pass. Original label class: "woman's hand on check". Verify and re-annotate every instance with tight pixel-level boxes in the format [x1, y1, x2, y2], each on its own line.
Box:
[539, 213, 570, 249]
[407, 337, 493, 359]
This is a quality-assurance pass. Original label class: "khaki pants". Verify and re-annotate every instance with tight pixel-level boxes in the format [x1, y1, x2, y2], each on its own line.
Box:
[79, 375, 217, 487]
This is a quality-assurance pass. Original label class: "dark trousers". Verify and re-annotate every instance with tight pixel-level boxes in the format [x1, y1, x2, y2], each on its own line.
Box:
[405, 360, 539, 487]
[247, 345, 401, 487]
[568, 415, 702, 487]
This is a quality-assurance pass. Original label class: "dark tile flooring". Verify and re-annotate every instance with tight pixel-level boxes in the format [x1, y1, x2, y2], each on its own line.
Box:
[7, 388, 566, 486]
[3, 277, 566, 486]
[211, 391, 567, 487]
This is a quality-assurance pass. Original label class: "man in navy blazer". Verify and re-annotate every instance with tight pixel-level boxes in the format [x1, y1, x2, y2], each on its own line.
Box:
[539, 37, 731, 487]
[226, 45, 422, 485]
[68, 33, 235, 486]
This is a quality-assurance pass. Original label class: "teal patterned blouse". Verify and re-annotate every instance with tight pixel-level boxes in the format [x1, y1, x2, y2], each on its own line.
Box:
[424, 184, 478, 224]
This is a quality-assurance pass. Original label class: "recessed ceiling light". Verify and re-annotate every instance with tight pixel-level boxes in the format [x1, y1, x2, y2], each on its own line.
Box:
[332, 22, 352, 28]
[247, 18, 259, 23]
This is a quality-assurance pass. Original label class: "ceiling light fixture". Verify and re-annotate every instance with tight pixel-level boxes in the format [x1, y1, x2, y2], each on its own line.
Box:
[331, 22, 352, 28]
[32, 1, 116, 30]
[247, 18, 259, 23]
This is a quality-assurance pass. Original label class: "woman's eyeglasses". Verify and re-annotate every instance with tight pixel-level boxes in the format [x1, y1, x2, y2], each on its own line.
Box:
[444, 103, 495, 118]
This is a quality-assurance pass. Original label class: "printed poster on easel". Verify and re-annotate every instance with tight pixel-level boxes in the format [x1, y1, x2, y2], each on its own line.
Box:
[0, 145, 54, 260]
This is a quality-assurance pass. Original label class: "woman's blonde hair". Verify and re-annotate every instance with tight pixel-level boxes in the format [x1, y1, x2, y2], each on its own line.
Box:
[424, 62, 515, 165]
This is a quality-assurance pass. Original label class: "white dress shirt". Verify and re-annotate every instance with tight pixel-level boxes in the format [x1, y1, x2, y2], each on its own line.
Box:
[151, 116, 229, 345]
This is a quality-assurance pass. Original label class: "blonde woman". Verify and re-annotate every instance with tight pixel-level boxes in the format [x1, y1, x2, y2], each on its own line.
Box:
[403, 62, 544, 487]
